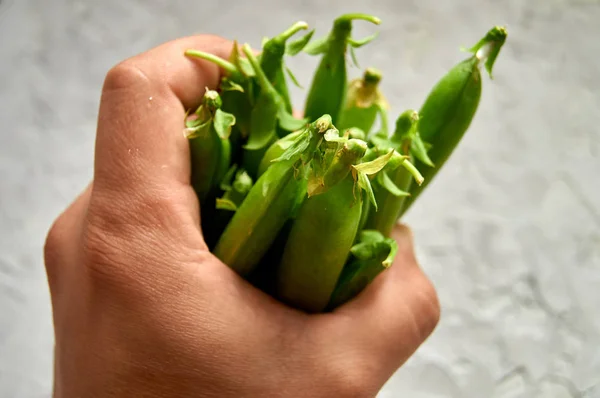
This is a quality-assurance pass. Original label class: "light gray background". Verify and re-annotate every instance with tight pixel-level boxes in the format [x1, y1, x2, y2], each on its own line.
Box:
[1, 0, 599, 396]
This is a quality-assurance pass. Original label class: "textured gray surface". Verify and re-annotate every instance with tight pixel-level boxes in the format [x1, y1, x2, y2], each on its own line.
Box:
[1, 0, 599, 396]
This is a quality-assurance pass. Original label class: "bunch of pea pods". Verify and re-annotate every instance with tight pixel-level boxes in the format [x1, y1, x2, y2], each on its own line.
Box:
[182, 14, 507, 313]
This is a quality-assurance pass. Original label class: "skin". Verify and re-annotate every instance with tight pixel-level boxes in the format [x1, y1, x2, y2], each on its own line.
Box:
[43, 34, 441, 398]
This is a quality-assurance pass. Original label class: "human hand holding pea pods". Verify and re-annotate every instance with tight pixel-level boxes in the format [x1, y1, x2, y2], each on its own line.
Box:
[43, 34, 440, 397]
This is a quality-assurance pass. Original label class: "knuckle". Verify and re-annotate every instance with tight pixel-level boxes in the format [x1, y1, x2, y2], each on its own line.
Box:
[414, 276, 441, 340]
[328, 365, 373, 398]
[103, 60, 152, 93]
[43, 216, 66, 269]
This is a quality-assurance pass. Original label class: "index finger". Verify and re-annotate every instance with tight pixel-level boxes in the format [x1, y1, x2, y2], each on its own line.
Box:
[93, 35, 234, 196]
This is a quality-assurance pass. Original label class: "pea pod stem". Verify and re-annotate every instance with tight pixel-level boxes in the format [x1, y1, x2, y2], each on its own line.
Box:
[184, 49, 240, 77]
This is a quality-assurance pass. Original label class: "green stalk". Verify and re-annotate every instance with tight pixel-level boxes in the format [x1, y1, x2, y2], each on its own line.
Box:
[399, 26, 507, 217]
[303, 13, 381, 124]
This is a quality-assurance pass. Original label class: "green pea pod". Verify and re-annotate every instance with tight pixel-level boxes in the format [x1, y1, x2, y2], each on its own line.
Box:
[337, 67, 388, 135]
[276, 139, 371, 313]
[259, 21, 314, 113]
[327, 230, 398, 309]
[185, 43, 253, 166]
[213, 115, 334, 277]
[184, 89, 235, 204]
[365, 110, 426, 237]
[399, 26, 507, 217]
[241, 44, 308, 179]
[303, 13, 381, 124]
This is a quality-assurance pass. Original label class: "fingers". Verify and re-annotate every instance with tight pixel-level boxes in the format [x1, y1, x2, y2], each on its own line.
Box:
[320, 223, 440, 385]
[93, 35, 234, 196]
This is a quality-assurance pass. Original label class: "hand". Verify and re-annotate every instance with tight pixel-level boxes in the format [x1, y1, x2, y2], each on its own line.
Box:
[43, 34, 440, 398]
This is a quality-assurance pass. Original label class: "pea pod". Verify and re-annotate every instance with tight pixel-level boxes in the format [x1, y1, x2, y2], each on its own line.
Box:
[213, 115, 334, 277]
[399, 26, 507, 217]
[185, 44, 254, 166]
[184, 89, 236, 204]
[258, 21, 314, 113]
[327, 230, 398, 309]
[337, 67, 388, 136]
[365, 110, 428, 237]
[303, 13, 381, 124]
[275, 138, 368, 313]
[241, 44, 308, 179]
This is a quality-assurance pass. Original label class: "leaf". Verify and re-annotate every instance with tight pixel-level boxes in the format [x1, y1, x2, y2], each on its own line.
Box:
[323, 128, 347, 143]
[285, 65, 303, 88]
[410, 132, 435, 167]
[228, 42, 255, 78]
[221, 79, 245, 93]
[219, 164, 238, 191]
[278, 108, 308, 132]
[356, 229, 385, 245]
[261, 36, 270, 48]
[377, 172, 410, 197]
[350, 241, 381, 260]
[303, 35, 329, 55]
[382, 238, 398, 268]
[184, 120, 212, 139]
[286, 29, 315, 56]
[369, 134, 393, 151]
[374, 101, 390, 137]
[348, 32, 379, 48]
[231, 169, 253, 193]
[349, 46, 360, 68]
[346, 127, 366, 140]
[236, 56, 256, 78]
[244, 130, 276, 151]
[352, 149, 394, 175]
[213, 109, 236, 139]
[357, 171, 378, 211]
[272, 129, 311, 163]
[400, 158, 425, 185]
[215, 198, 238, 211]
[465, 26, 507, 79]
